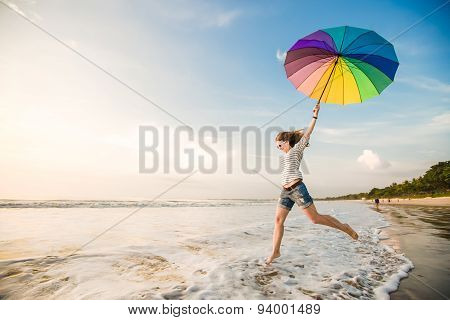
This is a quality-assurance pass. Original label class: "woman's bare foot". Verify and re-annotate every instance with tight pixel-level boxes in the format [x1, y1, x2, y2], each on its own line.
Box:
[265, 252, 281, 265]
[343, 224, 359, 240]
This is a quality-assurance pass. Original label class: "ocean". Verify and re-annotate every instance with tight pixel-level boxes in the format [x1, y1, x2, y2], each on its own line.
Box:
[0, 200, 412, 299]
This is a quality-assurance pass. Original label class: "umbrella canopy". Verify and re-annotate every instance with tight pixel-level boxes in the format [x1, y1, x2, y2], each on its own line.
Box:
[284, 26, 399, 104]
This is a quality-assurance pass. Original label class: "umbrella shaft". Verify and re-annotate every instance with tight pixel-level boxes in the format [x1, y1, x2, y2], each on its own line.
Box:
[318, 58, 339, 103]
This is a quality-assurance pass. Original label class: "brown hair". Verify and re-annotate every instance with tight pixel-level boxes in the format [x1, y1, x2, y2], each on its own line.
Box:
[275, 129, 309, 148]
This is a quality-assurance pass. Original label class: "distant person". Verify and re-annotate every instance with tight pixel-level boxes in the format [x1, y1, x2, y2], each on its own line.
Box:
[266, 103, 358, 265]
[375, 198, 380, 208]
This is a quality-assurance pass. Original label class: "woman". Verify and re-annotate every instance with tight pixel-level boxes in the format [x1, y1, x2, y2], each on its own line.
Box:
[265, 103, 358, 265]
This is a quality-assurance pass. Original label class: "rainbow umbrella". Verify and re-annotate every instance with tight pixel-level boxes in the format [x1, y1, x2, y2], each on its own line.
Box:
[284, 26, 399, 104]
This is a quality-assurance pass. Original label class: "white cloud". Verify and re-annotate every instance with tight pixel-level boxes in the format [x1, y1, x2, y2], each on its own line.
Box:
[215, 9, 242, 27]
[147, 1, 242, 28]
[6, 2, 26, 16]
[317, 127, 364, 136]
[430, 112, 450, 126]
[315, 127, 369, 145]
[276, 49, 286, 63]
[6, 1, 42, 22]
[397, 76, 450, 94]
[394, 40, 427, 57]
[357, 149, 391, 170]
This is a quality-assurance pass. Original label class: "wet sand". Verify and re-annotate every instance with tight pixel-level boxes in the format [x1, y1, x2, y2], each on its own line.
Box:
[370, 204, 450, 299]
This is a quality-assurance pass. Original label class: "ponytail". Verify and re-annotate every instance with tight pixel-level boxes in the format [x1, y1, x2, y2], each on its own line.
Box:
[275, 129, 309, 148]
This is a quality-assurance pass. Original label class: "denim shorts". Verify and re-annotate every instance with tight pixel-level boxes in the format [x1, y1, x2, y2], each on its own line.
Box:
[278, 182, 314, 211]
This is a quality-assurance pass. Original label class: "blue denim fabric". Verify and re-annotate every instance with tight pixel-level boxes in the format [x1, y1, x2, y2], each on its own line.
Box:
[277, 182, 314, 211]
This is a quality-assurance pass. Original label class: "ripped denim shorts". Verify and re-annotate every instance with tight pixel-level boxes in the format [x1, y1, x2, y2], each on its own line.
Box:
[277, 182, 314, 211]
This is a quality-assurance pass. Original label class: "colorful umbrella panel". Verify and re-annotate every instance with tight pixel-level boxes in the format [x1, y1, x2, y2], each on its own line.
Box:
[284, 26, 399, 104]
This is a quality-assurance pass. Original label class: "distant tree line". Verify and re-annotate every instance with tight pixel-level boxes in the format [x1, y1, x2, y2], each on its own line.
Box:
[321, 161, 450, 200]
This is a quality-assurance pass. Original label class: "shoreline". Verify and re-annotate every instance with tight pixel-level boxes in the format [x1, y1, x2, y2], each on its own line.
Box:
[364, 196, 450, 207]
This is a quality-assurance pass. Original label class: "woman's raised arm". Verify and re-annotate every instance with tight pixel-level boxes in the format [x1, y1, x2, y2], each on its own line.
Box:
[304, 102, 320, 137]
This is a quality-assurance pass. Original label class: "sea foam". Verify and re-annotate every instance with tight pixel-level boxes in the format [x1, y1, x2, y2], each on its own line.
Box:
[0, 200, 412, 299]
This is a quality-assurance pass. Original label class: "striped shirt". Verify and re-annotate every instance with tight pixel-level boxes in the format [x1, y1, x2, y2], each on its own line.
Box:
[281, 134, 310, 186]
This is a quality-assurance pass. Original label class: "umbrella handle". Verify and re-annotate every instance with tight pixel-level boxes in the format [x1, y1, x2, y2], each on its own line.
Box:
[317, 58, 339, 103]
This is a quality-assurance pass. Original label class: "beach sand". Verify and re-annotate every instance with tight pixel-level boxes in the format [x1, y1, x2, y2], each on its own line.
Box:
[365, 197, 450, 207]
[0, 200, 412, 300]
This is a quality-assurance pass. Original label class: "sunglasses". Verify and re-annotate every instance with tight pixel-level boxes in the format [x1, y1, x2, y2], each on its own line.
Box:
[276, 141, 287, 149]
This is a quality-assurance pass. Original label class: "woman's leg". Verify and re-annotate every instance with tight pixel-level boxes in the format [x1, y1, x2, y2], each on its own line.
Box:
[302, 203, 358, 240]
[265, 206, 290, 264]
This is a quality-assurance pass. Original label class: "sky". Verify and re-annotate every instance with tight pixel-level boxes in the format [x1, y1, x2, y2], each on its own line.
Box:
[0, 0, 449, 200]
